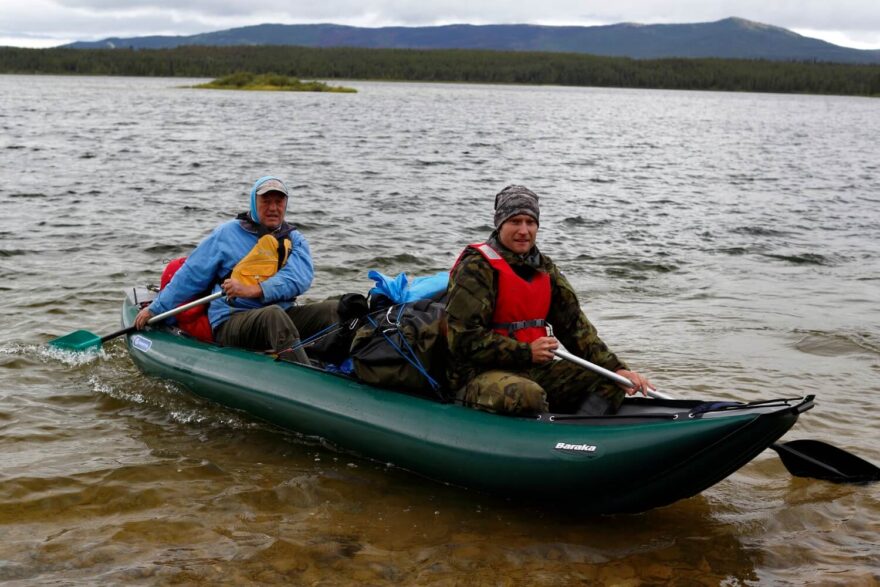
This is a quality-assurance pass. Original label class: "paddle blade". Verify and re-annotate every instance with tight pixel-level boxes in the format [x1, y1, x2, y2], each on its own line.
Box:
[48, 329, 103, 351]
[771, 440, 880, 484]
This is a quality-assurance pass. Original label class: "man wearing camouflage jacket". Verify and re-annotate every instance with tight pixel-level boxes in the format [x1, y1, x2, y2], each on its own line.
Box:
[445, 185, 652, 415]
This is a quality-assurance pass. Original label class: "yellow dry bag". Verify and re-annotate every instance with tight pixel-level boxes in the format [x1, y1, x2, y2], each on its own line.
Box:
[231, 234, 292, 286]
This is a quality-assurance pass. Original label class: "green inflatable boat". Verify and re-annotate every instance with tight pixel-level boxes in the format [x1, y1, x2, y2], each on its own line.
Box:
[120, 289, 815, 514]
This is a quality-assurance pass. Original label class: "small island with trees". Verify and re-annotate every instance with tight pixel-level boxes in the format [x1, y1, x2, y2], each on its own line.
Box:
[194, 72, 356, 93]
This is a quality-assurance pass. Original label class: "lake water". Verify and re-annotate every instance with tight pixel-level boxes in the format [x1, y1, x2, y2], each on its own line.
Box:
[1, 74, 878, 585]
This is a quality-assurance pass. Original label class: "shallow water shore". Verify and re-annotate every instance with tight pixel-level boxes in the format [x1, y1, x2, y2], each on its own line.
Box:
[1, 75, 878, 585]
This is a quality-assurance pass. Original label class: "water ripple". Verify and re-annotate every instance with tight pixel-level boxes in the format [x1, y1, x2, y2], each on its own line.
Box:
[0, 75, 878, 586]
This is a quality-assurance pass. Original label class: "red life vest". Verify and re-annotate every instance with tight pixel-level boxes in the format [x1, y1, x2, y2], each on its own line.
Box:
[454, 243, 552, 343]
[160, 257, 214, 343]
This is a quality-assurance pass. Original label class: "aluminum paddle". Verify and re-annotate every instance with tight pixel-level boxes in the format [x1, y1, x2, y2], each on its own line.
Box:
[49, 291, 223, 352]
[553, 348, 879, 484]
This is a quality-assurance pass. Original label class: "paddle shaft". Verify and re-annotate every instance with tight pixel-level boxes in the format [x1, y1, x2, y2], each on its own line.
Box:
[555, 347, 879, 483]
[100, 290, 224, 343]
[553, 348, 670, 399]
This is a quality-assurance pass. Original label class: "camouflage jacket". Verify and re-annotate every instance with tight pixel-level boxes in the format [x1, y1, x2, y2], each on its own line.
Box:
[445, 236, 627, 390]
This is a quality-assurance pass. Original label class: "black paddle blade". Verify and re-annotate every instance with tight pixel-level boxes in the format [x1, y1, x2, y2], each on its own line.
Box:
[771, 440, 880, 484]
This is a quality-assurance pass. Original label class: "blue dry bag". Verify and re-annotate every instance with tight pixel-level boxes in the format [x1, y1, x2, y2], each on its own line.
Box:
[367, 270, 449, 305]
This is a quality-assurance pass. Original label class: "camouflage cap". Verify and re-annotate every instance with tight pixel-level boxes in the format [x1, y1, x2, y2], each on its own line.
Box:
[493, 185, 539, 228]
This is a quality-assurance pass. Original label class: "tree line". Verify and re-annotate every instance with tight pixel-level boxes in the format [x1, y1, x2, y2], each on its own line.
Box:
[1, 45, 878, 96]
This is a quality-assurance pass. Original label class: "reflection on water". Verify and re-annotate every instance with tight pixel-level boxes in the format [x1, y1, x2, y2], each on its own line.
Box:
[2, 360, 764, 585]
[0, 75, 878, 584]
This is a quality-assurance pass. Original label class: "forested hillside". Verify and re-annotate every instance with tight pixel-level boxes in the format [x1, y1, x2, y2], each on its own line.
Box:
[2, 45, 878, 96]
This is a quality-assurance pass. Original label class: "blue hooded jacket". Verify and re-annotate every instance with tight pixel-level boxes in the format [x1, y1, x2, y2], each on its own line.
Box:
[148, 177, 314, 329]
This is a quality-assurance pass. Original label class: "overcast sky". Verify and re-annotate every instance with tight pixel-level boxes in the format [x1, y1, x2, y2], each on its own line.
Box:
[3, 0, 880, 50]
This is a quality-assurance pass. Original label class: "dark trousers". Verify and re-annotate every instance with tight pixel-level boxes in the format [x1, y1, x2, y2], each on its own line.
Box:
[214, 300, 339, 355]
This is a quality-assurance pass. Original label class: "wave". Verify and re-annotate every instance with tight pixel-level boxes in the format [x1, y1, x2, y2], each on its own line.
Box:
[0, 249, 28, 257]
[793, 330, 880, 357]
[412, 159, 451, 167]
[731, 226, 791, 237]
[562, 216, 611, 227]
[594, 258, 680, 280]
[181, 204, 213, 213]
[316, 264, 364, 277]
[8, 192, 47, 198]
[716, 246, 751, 256]
[761, 252, 831, 266]
[363, 253, 430, 268]
[0, 342, 106, 367]
[143, 244, 189, 255]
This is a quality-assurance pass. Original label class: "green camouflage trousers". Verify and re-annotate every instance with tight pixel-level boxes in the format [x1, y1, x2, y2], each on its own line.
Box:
[456, 359, 625, 416]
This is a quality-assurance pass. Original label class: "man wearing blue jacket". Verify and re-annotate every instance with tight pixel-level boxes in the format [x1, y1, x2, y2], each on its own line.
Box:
[134, 176, 334, 363]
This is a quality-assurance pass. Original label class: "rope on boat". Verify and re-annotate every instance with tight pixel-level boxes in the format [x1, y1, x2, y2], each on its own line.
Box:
[289, 321, 345, 350]
[365, 313, 441, 392]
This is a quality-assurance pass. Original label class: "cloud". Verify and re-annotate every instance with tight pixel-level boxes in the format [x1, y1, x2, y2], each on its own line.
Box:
[792, 28, 880, 50]
[3, 0, 879, 48]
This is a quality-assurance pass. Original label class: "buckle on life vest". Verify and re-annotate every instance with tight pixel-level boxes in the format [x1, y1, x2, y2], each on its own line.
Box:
[492, 318, 548, 336]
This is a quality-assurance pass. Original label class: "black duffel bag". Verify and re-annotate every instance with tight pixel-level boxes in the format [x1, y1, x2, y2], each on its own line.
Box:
[304, 293, 370, 365]
[349, 298, 448, 400]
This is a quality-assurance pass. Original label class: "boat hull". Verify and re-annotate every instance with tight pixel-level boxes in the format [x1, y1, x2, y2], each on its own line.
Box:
[121, 295, 812, 513]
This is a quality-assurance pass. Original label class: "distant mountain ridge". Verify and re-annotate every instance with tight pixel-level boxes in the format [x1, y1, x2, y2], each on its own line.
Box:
[65, 18, 880, 64]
